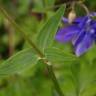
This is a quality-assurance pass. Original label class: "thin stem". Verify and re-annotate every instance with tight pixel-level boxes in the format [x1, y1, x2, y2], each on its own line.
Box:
[47, 64, 64, 96]
[71, 2, 75, 11]
[0, 4, 64, 96]
[0, 4, 44, 58]
[4, 19, 15, 56]
[77, 2, 90, 16]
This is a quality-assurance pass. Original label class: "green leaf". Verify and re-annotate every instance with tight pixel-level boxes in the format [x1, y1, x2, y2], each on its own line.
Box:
[0, 48, 38, 78]
[45, 47, 77, 64]
[37, 5, 65, 52]
[0, 78, 34, 96]
[81, 82, 96, 96]
[44, 0, 55, 7]
[32, 0, 45, 13]
[18, 0, 30, 15]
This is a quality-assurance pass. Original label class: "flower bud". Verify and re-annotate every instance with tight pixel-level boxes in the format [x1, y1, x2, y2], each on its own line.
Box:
[68, 10, 76, 24]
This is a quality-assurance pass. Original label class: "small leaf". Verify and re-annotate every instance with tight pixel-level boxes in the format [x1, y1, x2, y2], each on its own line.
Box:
[45, 47, 77, 64]
[44, 0, 55, 7]
[37, 5, 65, 52]
[0, 48, 38, 78]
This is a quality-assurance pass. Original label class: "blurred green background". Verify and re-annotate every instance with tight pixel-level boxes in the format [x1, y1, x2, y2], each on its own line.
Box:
[0, 0, 96, 96]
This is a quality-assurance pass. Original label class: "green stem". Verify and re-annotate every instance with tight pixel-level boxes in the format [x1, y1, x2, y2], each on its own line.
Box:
[77, 2, 90, 16]
[0, 4, 44, 58]
[47, 64, 64, 96]
[0, 4, 64, 96]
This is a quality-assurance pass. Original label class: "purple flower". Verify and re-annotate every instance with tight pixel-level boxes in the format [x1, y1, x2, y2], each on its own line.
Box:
[55, 13, 96, 56]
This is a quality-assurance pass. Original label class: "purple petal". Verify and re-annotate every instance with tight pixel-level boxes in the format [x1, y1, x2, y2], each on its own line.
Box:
[75, 33, 93, 56]
[69, 16, 90, 28]
[91, 21, 96, 29]
[62, 12, 96, 24]
[55, 25, 80, 43]
[78, 16, 90, 28]
[90, 12, 96, 17]
[72, 30, 86, 47]
[62, 17, 68, 23]
[62, 17, 86, 24]
[74, 17, 85, 23]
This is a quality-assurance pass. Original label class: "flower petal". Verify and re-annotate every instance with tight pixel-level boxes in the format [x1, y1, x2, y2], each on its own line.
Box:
[78, 16, 90, 28]
[74, 12, 96, 23]
[72, 30, 86, 47]
[75, 33, 93, 56]
[91, 20, 96, 29]
[62, 17, 86, 24]
[55, 25, 80, 43]
[62, 17, 68, 23]
[90, 12, 96, 17]
[74, 17, 85, 23]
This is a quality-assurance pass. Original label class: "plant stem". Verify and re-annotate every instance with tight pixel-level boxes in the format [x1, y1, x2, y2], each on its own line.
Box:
[77, 2, 90, 16]
[4, 19, 15, 56]
[0, 4, 44, 58]
[47, 64, 64, 96]
[0, 4, 64, 96]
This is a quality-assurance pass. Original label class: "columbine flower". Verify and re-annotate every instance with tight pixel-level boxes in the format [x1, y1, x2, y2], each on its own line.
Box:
[55, 13, 96, 56]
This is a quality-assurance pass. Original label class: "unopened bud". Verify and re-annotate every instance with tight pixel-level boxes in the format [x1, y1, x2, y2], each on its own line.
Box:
[68, 10, 76, 24]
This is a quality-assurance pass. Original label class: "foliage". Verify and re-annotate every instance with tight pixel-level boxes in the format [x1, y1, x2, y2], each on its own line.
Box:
[0, 0, 96, 96]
